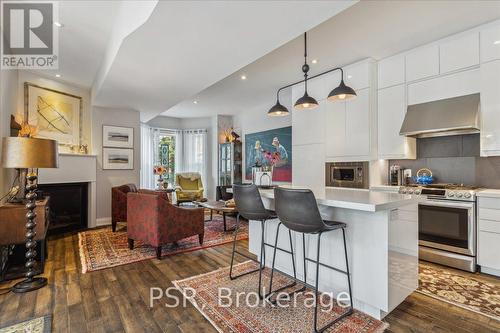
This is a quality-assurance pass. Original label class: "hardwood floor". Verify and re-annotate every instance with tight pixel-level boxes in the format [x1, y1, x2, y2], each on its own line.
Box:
[0, 233, 499, 333]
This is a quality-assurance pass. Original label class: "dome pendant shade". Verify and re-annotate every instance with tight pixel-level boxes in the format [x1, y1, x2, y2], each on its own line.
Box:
[268, 100, 290, 116]
[327, 79, 357, 101]
[294, 92, 319, 110]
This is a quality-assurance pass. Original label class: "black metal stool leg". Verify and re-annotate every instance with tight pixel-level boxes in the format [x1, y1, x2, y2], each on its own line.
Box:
[257, 219, 267, 299]
[267, 223, 301, 301]
[313, 228, 353, 333]
[229, 214, 261, 280]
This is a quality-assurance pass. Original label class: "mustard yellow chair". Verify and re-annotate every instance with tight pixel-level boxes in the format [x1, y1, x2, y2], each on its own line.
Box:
[175, 172, 204, 205]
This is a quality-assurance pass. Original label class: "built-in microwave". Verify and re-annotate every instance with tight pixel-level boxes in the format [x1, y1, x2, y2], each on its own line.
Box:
[325, 162, 369, 189]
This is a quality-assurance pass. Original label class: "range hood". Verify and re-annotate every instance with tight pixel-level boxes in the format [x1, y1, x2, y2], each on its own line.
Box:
[400, 93, 480, 138]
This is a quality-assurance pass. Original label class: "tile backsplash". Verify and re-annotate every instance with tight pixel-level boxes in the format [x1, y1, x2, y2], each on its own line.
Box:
[390, 134, 500, 188]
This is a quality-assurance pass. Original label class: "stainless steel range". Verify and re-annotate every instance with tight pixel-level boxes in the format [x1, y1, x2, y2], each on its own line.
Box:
[399, 184, 482, 272]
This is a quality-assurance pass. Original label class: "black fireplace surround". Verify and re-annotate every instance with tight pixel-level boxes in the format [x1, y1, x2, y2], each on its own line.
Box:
[37, 182, 88, 234]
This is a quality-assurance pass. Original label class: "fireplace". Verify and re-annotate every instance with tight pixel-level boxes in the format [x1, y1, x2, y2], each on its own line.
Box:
[37, 182, 88, 234]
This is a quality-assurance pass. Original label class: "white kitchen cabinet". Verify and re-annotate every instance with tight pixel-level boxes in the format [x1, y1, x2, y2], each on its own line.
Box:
[325, 88, 373, 161]
[378, 54, 405, 89]
[480, 22, 500, 63]
[439, 32, 479, 74]
[345, 89, 370, 157]
[344, 60, 372, 91]
[407, 68, 479, 105]
[480, 60, 500, 156]
[405, 44, 439, 82]
[377, 85, 416, 159]
[292, 143, 325, 197]
[325, 98, 346, 158]
[292, 100, 325, 145]
[477, 195, 500, 276]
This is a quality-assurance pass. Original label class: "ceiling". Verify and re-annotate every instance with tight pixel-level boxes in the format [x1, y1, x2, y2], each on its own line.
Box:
[163, 0, 500, 119]
[31, 1, 120, 88]
[90, 1, 356, 121]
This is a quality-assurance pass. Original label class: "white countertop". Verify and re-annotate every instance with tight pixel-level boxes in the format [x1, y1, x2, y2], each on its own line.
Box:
[259, 187, 418, 212]
[477, 189, 500, 198]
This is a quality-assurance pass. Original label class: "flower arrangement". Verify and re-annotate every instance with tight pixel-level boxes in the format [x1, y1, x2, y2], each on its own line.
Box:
[153, 165, 168, 176]
[263, 151, 281, 166]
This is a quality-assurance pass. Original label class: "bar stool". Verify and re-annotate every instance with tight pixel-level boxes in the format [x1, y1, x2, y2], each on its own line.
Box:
[230, 184, 297, 298]
[268, 187, 353, 333]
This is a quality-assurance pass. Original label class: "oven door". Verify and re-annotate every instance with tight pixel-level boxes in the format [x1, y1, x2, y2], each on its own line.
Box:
[418, 199, 475, 256]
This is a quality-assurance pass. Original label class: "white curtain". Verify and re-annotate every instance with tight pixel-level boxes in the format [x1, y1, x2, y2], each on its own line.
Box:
[140, 123, 155, 189]
[181, 129, 208, 187]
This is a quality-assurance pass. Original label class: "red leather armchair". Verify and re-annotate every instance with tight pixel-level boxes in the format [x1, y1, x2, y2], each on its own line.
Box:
[111, 184, 138, 232]
[126, 191, 204, 259]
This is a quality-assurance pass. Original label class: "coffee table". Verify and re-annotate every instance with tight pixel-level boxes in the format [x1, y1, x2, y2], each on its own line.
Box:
[194, 200, 237, 232]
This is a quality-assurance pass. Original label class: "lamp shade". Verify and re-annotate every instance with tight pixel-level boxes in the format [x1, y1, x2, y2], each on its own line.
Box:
[268, 100, 290, 116]
[294, 92, 319, 110]
[1, 137, 58, 169]
[327, 80, 357, 101]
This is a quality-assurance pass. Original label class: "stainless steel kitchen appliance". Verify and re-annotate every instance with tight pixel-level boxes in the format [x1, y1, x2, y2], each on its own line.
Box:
[325, 162, 368, 189]
[399, 184, 482, 272]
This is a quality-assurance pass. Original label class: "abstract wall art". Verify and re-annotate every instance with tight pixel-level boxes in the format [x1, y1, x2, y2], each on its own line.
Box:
[25, 82, 82, 146]
[103, 125, 134, 148]
[102, 148, 134, 170]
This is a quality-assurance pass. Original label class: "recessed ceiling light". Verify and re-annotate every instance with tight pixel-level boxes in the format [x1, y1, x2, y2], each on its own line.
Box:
[494, 40, 500, 45]
[193, 100, 198, 104]
[311, 59, 318, 64]
[347, 75, 352, 79]
[54, 22, 63, 27]
[240, 75, 247, 80]
[55, 74, 61, 78]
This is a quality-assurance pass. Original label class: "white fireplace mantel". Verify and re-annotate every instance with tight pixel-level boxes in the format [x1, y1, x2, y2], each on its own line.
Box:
[38, 153, 97, 228]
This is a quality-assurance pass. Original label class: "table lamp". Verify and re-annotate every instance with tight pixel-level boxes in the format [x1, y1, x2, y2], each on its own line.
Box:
[1, 137, 58, 293]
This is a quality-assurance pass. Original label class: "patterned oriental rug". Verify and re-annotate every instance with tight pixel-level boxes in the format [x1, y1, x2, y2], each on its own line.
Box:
[0, 315, 52, 333]
[418, 262, 500, 321]
[79, 214, 248, 273]
[173, 261, 388, 333]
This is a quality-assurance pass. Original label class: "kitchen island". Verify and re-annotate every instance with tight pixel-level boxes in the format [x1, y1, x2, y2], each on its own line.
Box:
[248, 187, 420, 320]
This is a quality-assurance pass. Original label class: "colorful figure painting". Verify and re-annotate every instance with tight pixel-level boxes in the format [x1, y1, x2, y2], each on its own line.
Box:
[245, 126, 292, 182]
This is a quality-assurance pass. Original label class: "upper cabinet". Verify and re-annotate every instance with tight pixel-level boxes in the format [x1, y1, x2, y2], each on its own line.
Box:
[344, 61, 371, 90]
[440, 32, 479, 74]
[378, 54, 405, 89]
[405, 45, 439, 82]
[292, 101, 325, 146]
[480, 60, 500, 156]
[377, 85, 416, 159]
[480, 22, 500, 63]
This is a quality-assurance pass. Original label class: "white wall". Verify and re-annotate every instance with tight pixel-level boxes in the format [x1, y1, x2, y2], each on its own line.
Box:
[233, 89, 292, 182]
[92, 106, 140, 220]
[0, 70, 18, 199]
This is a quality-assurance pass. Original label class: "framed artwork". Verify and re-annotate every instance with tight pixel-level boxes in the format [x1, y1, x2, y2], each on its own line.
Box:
[103, 148, 134, 170]
[245, 126, 292, 182]
[25, 82, 82, 146]
[103, 125, 134, 148]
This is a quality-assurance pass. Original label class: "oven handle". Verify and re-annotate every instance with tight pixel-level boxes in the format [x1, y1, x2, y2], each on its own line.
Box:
[420, 200, 474, 209]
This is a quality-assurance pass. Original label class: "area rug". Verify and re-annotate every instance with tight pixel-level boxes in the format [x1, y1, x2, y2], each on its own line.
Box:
[0, 315, 51, 333]
[173, 261, 388, 333]
[418, 262, 500, 321]
[79, 214, 247, 273]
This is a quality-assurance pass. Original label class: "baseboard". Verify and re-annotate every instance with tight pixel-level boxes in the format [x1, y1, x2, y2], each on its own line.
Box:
[96, 217, 112, 227]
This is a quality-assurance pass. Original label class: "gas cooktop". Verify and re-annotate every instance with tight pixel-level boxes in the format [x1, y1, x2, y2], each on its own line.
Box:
[399, 183, 482, 201]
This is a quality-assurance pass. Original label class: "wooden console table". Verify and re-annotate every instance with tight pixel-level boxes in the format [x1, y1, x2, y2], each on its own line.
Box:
[0, 197, 50, 281]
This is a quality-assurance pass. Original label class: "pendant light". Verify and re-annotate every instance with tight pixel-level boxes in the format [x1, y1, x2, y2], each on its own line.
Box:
[268, 88, 290, 116]
[327, 70, 357, 101]
[294, 33, 318, 110]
